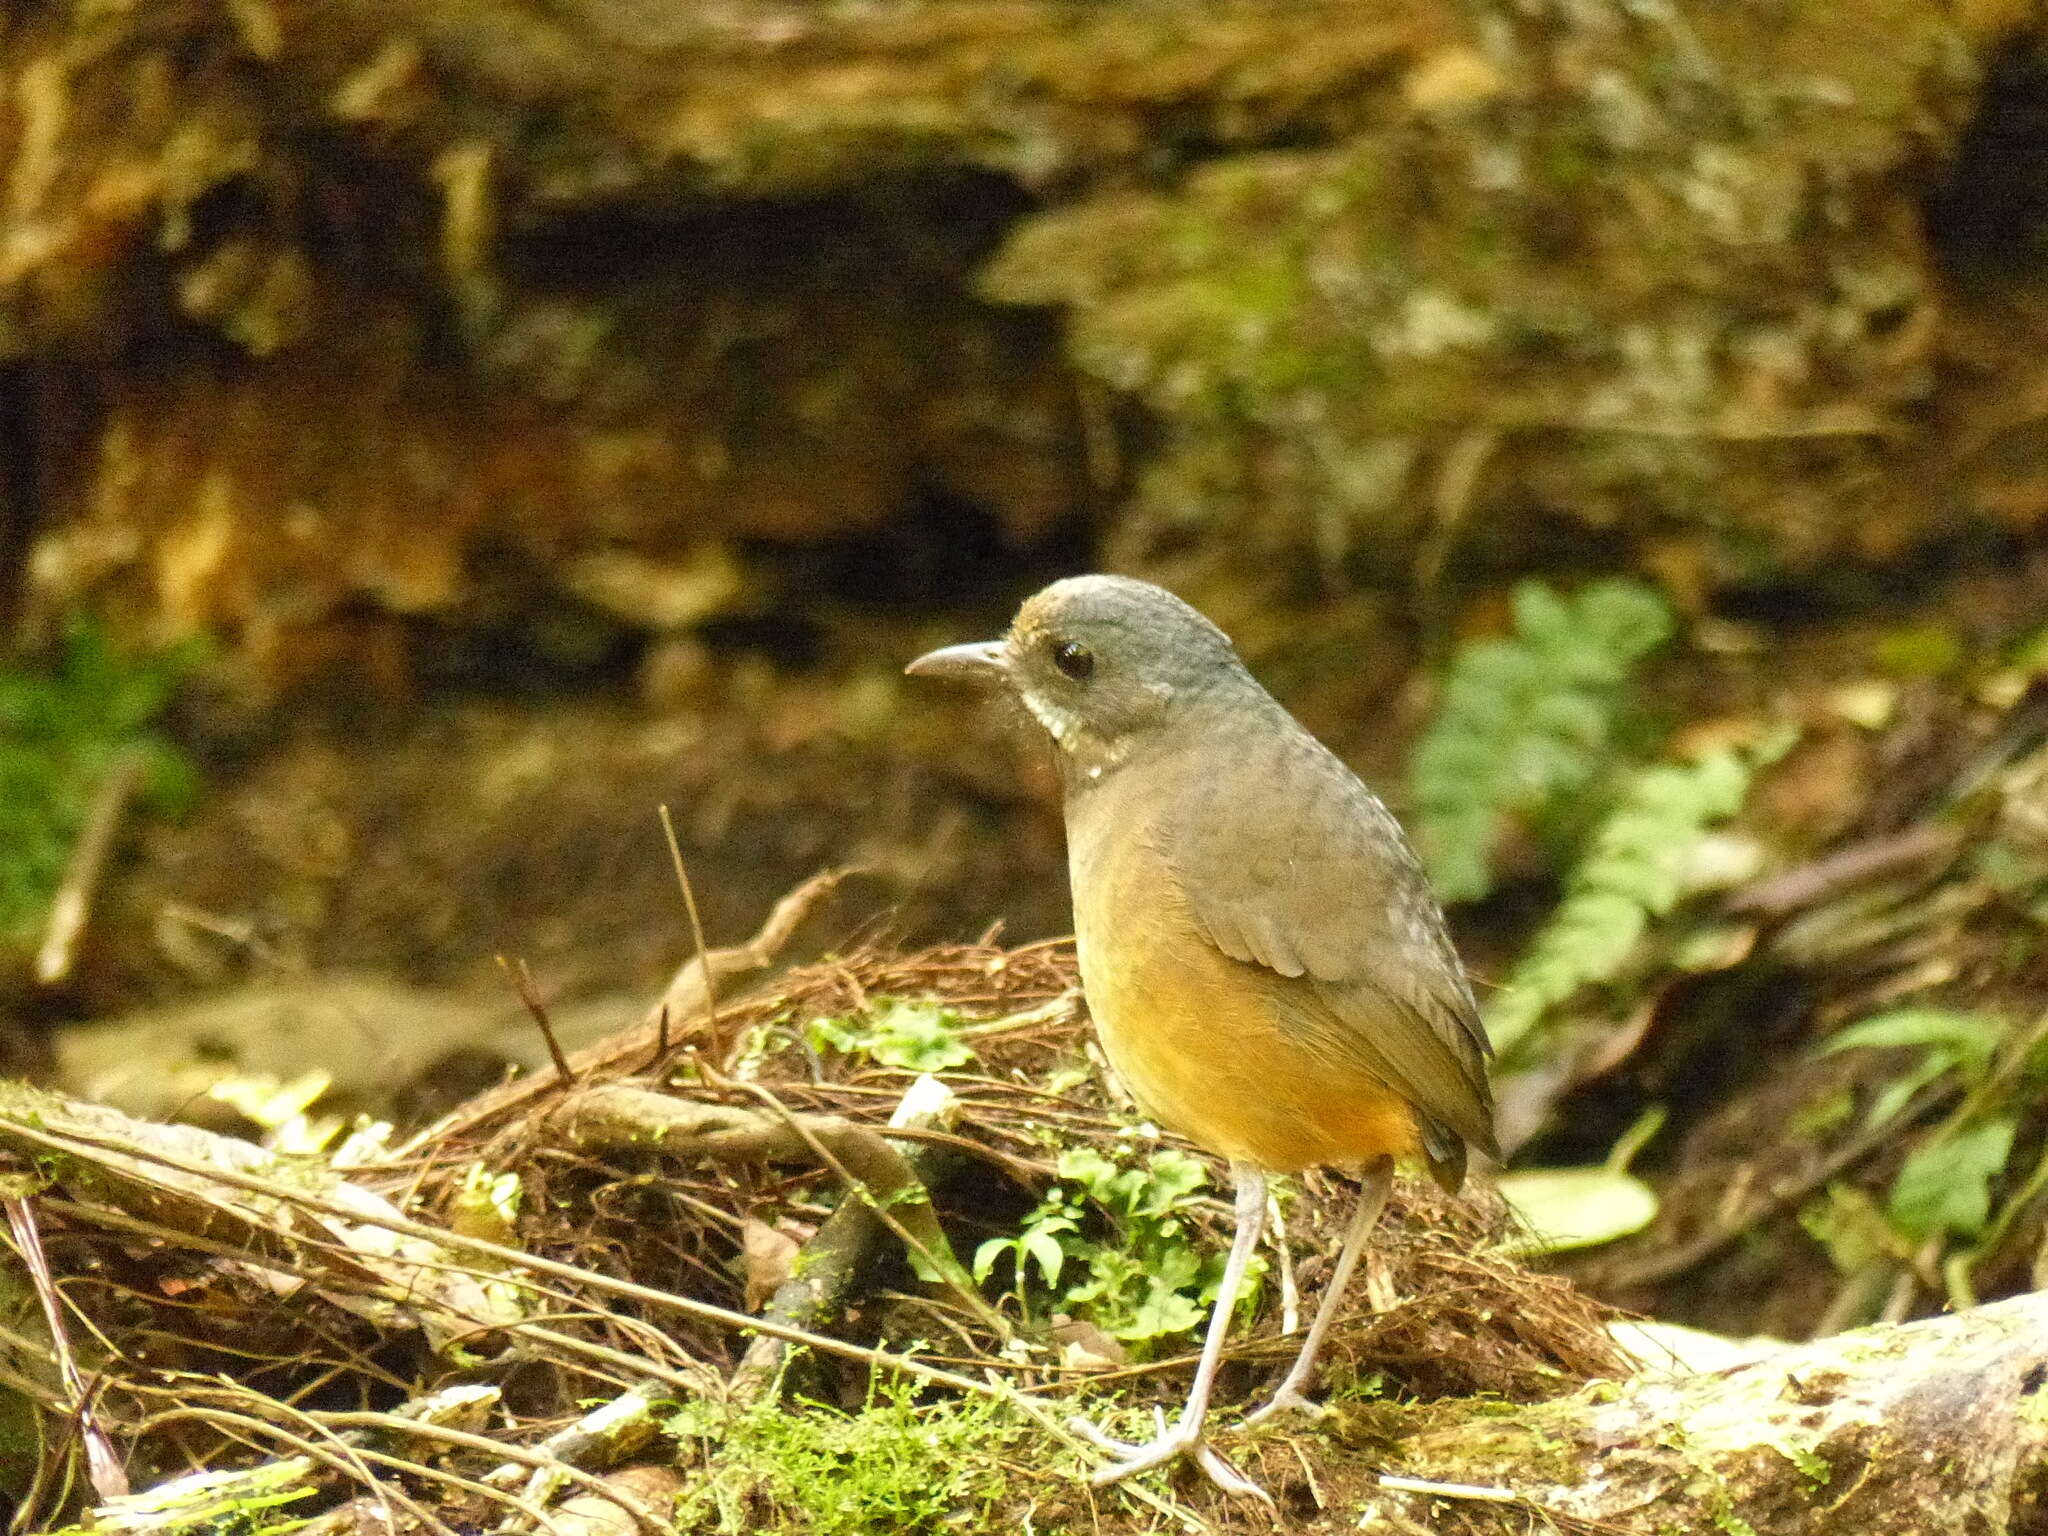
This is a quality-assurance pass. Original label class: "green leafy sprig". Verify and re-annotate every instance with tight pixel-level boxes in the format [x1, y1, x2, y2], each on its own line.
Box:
[1410, 578, 1675, 904]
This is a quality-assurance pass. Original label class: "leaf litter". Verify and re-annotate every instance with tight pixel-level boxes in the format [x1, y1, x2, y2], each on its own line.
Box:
[1, 920, 1625, 1533]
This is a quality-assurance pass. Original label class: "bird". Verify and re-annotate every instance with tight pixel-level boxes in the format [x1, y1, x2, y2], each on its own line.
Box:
[907, 574, 1496, 1500]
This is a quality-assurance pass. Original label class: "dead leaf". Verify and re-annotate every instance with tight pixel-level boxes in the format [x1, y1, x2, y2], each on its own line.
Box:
[743, 1217, 801, 1311]
[1050, 1313, 1127, 1372]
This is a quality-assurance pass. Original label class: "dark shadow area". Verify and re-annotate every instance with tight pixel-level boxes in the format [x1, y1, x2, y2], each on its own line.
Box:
[1923, 35, 2048, 280]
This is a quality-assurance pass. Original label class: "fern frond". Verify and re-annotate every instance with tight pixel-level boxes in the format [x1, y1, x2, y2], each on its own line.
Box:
[1486, 744, 1770, 1057]
[1409, 578, 1674, 903]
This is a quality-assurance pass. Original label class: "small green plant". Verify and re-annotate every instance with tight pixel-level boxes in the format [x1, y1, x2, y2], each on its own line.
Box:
[805, 999, 975, 1073]
[1806, 1005, 2048, 1319]
[1887, 1117, 2018, 1243]
[974, 1145, 1239, 1349]
[1409, 578, 1675, 903]
[0, 621, 202, 946]
[667, 1378, 1024, 1535]
[1823, 1008, 2010, 1133]
[1799, 1183, 1906, 1278]
[1822, 1007, 2034, 1243]
[1486, 744, 1774, 1055]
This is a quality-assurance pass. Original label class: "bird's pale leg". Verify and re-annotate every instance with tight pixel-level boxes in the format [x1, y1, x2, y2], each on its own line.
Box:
[1244, 1155, 1393, 1425]
[1071, 1162, 1270, 1499]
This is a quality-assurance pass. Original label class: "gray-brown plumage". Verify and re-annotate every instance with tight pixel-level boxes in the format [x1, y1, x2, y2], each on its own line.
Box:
[1163, 698, 1497, 1187]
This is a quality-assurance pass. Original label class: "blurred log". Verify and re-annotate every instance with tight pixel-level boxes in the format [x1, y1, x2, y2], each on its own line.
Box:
[1360, 1291, 2048, 1535]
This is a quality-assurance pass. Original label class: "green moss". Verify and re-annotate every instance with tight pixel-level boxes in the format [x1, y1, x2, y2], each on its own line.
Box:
[1325, 1389, 1590, 1490]
[981, 0, 1979, 602]
[667, 1380, 1027, 1535]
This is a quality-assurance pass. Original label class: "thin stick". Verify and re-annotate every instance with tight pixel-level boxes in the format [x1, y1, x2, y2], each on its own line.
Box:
[2, 1196, 128, 1498]
[405, 869, 841, 1152]
[499, 955, 576, 1085]
[145, 1421, 424, 1536]
[1268, 1189, 1299, 1338]
[701, 1070, 1002, 1331]
[36, 746, 146, 986]
[1379, 1473, 1521, 1503]
[136, 1406, 494, 1536]
[10, 1403, 68, 1536]
[657, 804, 717, 1058]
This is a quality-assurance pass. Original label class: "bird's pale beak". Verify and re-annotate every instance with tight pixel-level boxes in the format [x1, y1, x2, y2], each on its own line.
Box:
[905, 640, 1009, 686]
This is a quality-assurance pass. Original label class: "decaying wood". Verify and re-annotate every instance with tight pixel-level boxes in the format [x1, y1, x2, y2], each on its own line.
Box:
[545, 1077, 976, 1304]
[487, 1381, 672, 1504]
[545, 1465, 689, 1536]
[495, 1074, 967, 1506]
[1360, 1291, 2048, 1536]
[730, 1073, 963, 1405]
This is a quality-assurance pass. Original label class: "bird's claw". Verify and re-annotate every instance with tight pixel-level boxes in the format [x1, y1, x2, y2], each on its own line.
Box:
[1067, 1410, 1153, 1459]
[1242, 1385, 1326, 1428]
[1193, 1443, 1277, 1507]
[1068, 1411, 1276, 1508]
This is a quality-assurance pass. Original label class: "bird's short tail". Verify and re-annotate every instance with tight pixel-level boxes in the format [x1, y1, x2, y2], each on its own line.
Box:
[1419, 1113, 1470, 1193]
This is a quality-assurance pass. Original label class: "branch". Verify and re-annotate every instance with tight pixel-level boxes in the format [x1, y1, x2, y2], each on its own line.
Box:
[543, 1077, 984, 1320]
[416, 869, 843, 1145]
[729, 1074, 963, 1404]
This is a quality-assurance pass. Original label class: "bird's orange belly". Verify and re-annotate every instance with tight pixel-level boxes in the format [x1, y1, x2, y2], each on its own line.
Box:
[1078, 916, 1419, 1175]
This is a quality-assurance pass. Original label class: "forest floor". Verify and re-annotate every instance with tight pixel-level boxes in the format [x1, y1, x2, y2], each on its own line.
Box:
[6, 550, 2048, 1532]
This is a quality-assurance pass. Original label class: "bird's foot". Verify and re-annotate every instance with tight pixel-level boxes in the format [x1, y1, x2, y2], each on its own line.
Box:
[1069, 1410, 1275, 1507]
[1241, 1385, 1326, 1428]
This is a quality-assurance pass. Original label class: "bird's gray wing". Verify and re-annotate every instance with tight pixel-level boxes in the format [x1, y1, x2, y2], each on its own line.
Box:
[1165, 721, 1498, 1170]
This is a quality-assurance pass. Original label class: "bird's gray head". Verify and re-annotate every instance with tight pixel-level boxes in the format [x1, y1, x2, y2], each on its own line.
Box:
[906, 575, 1249, 779]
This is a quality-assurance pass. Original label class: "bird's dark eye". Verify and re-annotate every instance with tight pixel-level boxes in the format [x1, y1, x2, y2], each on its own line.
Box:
[1051, 640, 1095, 681]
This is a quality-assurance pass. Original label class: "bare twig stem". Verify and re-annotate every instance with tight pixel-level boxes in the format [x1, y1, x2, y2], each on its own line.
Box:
[499, 955, 576, 1086]
[36, 745, 146, 986]
[730, 1074, 970, 1402]
[407, 869, 841, 1149]
[705, 1073, 1000, 1330]
[658, 804, 717, 1060]
[2, 1195, 127, 1499]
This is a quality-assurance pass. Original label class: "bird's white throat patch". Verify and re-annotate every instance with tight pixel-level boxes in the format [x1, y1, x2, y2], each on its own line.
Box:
[1020, 690, 1097, 757]
[1018, 678, 1176, 776]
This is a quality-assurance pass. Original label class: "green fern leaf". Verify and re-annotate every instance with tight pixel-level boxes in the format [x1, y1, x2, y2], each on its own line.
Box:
[1889, 1115, 2018, 1241]
[1486, 743, 1771, 1056]
[1410, 578, 1675, 902]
